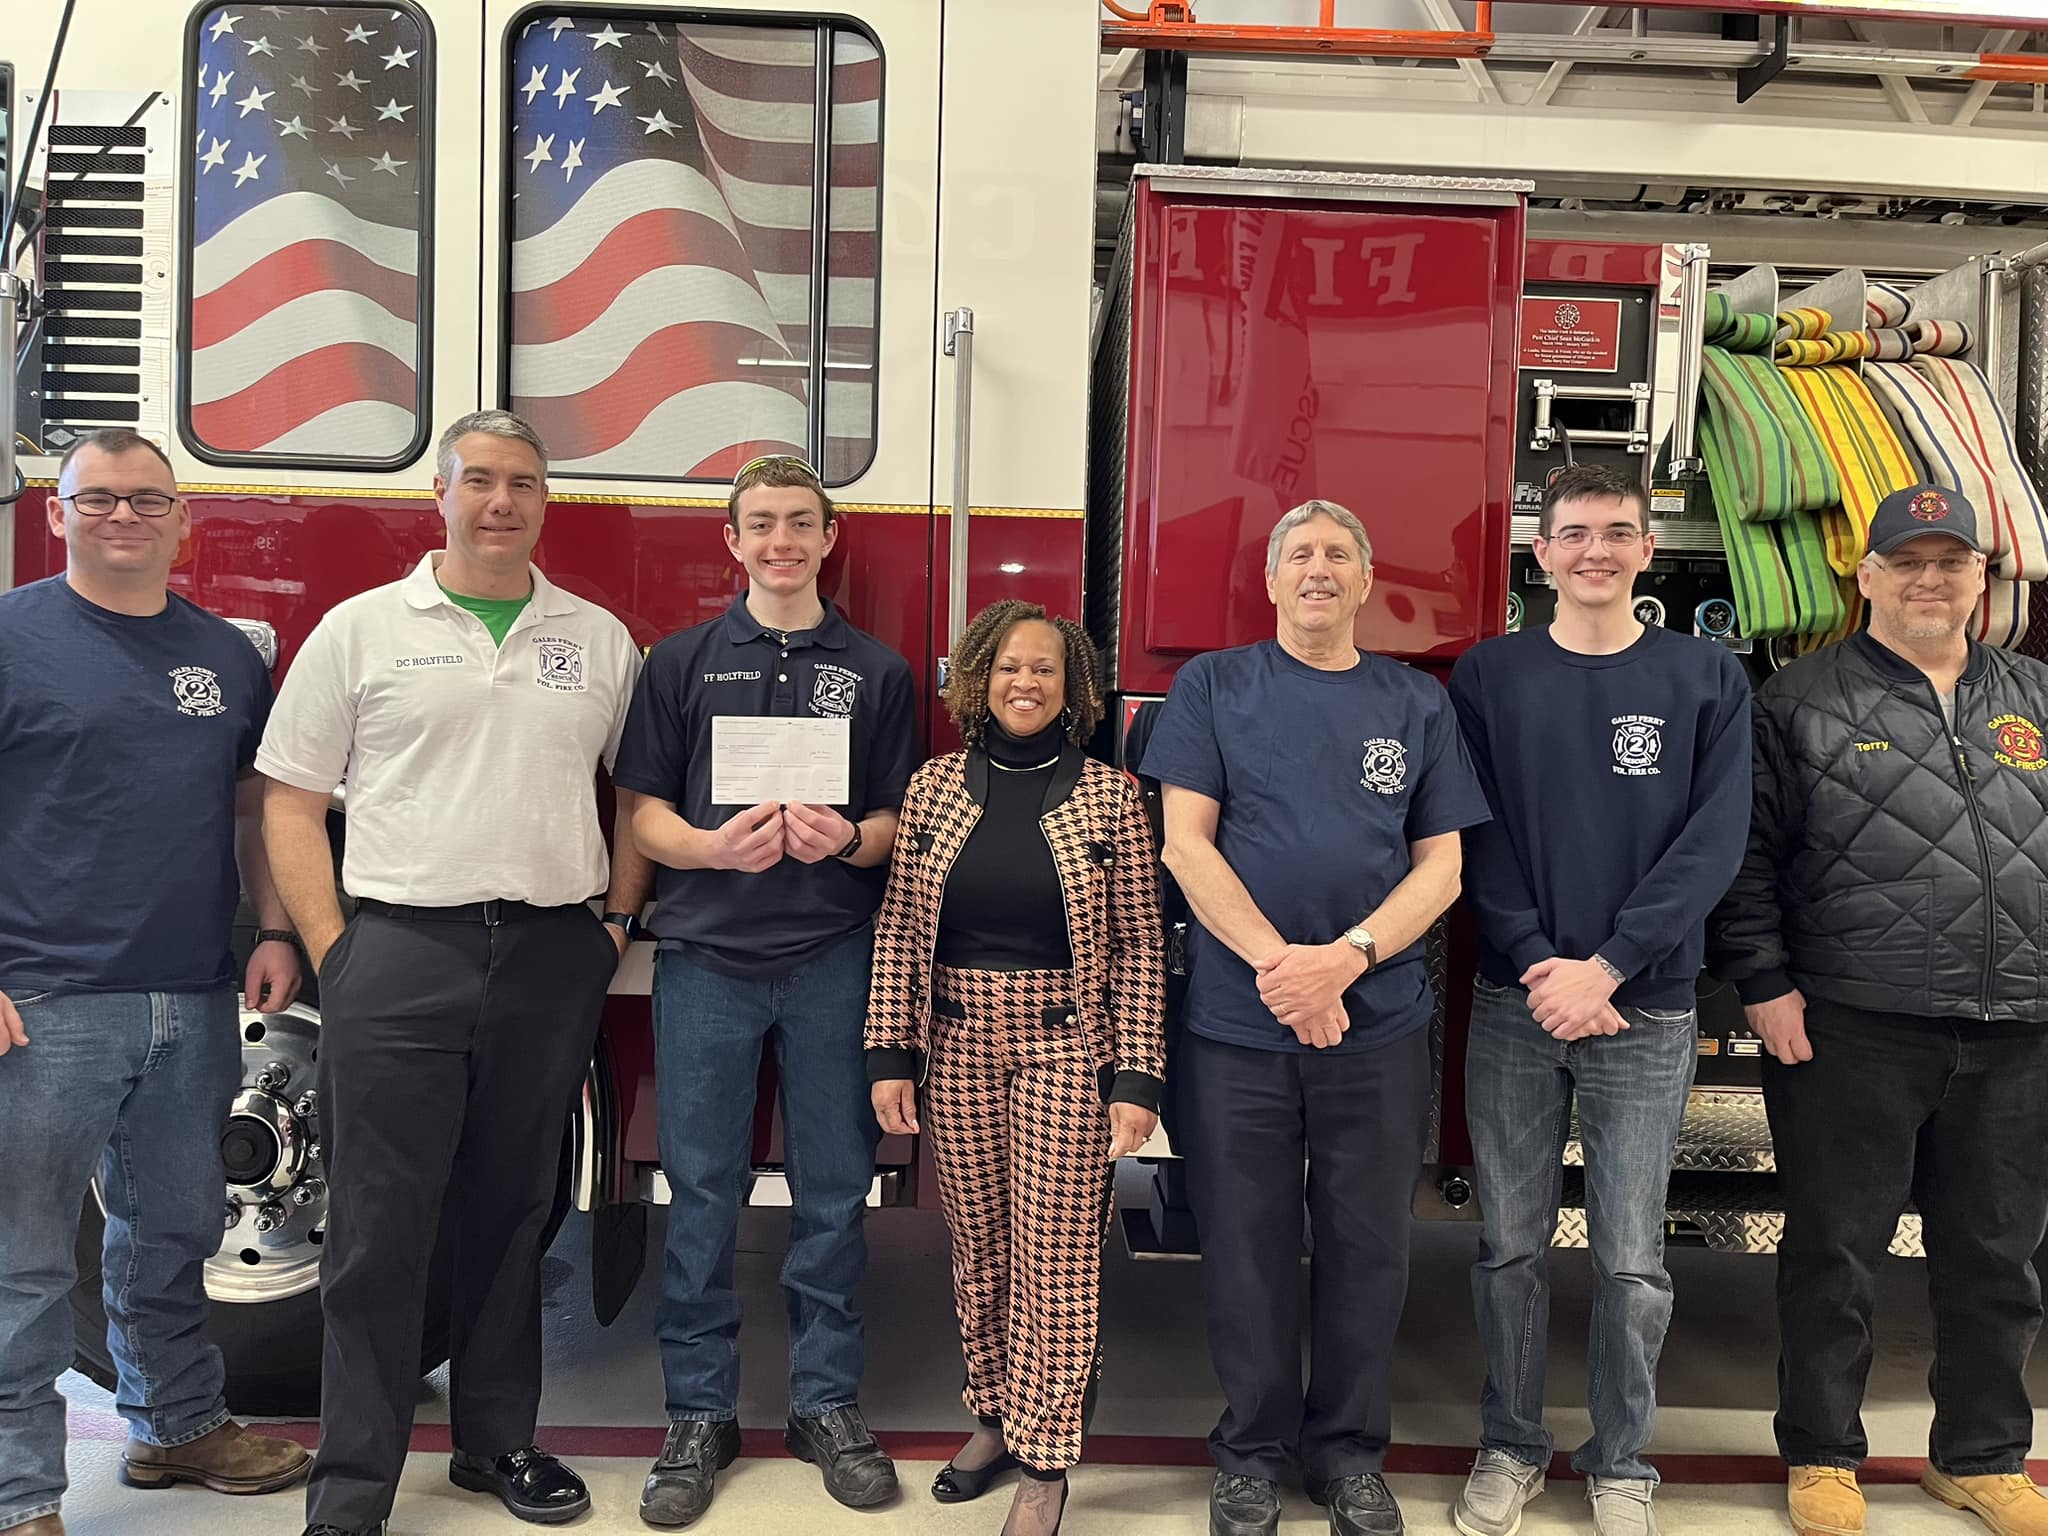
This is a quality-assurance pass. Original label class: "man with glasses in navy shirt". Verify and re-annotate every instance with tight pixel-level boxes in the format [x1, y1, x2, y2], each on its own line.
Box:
[1447, 465, 1750, 1536]
[0, 430, 311, 1536]
[1142, 499, 1491, 1536]
[615, 455, 917, 1528]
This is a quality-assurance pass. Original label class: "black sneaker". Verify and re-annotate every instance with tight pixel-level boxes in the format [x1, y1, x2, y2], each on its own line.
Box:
[1310, 1472, 1405, 1536]
[302, 1526, 385, 1535]
[448, 1446, 590, 1525]
[1211, 1472, 1282, 1536]
[785, 1406, 899, 1509]
[640, 1419, 741, 1528]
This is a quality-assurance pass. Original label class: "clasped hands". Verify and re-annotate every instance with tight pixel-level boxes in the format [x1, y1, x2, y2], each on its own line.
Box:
[1520, 956, 1629, 1040]
[710, 800, 854, 872]
[1254, 941, 1367, 1050]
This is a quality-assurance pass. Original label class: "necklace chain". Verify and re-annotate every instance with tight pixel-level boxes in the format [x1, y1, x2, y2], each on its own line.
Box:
[989, 754, 1060, 772]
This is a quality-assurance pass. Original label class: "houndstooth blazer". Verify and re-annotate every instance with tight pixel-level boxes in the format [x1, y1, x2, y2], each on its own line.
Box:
[865, 744, 1167, 1107]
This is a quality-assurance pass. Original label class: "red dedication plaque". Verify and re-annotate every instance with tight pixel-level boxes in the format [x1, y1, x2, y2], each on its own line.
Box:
[1519, 296, 1623, 373]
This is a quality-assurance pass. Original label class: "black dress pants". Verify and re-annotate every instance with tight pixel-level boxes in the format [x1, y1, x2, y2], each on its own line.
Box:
[304, 902, 615, 1530]
[1179, 1026, 1430, 1483]
[1766, 997, 2048, 1476]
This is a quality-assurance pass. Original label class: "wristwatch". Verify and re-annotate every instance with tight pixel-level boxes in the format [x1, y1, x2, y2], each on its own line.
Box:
[1343, 925, 1378, 972]
[602, 910, 641, 943]
[833, 823, 864, 862]
[255, 928, 298, 948]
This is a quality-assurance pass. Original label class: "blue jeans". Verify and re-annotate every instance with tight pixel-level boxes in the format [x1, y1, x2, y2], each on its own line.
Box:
[0, 989, 239, 1529]
[653, 928, 879, 1421]
[1465, 977, 1696, 1481]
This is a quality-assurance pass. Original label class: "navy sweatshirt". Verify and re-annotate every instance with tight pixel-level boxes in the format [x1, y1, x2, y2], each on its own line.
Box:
[1447, 624, 1753, 1009]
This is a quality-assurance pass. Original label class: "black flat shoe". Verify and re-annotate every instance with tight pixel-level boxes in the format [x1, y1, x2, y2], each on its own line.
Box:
[933, 1447, 1021, 1503]
[449, 1445, 590, 1525]
[786, 1406, 899, 1509]
[641, 1418, 741, 1529]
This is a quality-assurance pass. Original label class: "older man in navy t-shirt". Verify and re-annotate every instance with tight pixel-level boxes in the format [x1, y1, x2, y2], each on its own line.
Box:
[1143, 498, 1490, 1536]
[0, 431, 310, 1536]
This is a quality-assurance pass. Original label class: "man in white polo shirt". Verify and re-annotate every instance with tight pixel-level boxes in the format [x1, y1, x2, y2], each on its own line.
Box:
[258, 411, 650, 1536]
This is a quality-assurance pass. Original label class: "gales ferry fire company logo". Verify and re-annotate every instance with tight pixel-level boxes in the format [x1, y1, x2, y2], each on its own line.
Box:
[1612, 714, 1665, 776]
[1361, 738, 1408, 795]
[1990, 713, 2047, 771]
[1909, 489, 1952, 522]
[535, 639, 586, 692]
[170, 666, 225, 717]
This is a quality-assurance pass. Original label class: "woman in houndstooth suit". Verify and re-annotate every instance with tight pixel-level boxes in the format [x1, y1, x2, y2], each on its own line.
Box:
[866, 600, 1166, 1536]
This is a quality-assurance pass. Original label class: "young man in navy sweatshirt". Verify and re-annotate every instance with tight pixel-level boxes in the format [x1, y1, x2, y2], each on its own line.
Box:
[1445, 464, 1752, 1536]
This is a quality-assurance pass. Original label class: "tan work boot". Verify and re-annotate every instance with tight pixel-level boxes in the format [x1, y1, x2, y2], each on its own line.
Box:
[4, 1516, 66, 1535]
[119, 1420, 310, 1494]
[1923, 1468, 2048, 1535]
[1788, 1466, 1865, 1536]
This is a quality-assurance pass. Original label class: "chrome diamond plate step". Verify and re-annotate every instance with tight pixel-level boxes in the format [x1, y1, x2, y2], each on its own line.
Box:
[1564, 1088, 1775, 1174]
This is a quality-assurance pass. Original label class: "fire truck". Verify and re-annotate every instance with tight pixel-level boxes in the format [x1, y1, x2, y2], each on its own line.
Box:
[9, 0, 2048, 1415]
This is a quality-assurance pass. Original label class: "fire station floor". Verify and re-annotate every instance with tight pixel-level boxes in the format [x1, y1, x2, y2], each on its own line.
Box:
[53, 1172, 2048, 1536]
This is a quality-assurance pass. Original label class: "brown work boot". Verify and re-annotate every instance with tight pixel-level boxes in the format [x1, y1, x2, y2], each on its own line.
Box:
[1923, 1468, 2048, 1535]
[119, 1420, 310, 1494]
[4, 1517, 66, 1535]
[1788, 1466, 1865, 1536]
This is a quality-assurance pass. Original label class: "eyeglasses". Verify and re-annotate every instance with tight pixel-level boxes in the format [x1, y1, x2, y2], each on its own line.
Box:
[59, 491, 178, 518]
[1875, 552, 1980, 578]
[1543, 527, 1644, 551]
[736, 453, 821, 482]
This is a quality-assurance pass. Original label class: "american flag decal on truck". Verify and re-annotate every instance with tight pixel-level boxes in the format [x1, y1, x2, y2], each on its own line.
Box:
[186, 4, 427, 461]
[507, 16, 880, 480]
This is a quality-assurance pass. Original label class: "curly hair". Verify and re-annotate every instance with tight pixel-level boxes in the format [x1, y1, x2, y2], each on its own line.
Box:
[942, 599, 1106, 749]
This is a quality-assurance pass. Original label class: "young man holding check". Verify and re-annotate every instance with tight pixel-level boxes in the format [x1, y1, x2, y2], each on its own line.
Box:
[612, 455, 917, 1528]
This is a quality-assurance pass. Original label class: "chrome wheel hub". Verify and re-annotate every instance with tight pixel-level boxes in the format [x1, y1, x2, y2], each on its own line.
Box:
[210, 1001, 327, 1304]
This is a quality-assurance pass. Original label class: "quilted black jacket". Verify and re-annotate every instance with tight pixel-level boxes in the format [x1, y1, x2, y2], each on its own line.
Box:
[1709, 631, 2048, 1022]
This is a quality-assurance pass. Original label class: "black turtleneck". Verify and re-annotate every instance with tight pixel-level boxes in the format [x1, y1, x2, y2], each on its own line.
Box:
[937, 718, 1075, 971]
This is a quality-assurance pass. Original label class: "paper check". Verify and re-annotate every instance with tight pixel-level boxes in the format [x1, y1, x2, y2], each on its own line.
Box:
[711, 716, 851, 806]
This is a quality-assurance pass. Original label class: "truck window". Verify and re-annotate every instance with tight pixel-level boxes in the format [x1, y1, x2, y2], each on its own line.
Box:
[503, 15, 881, 485]
[179, 2, 433, 469]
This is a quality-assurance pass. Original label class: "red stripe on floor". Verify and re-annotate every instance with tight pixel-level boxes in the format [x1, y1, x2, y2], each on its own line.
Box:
[62, 1410, 2047, 1485]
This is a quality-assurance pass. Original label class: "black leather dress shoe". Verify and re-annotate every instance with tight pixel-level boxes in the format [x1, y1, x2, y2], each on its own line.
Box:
[640, 1418, 741, 1528]
[449, 1446, 591, 1525]
[785, 1406, 899, 1509]
[1309, 1472, 1404, 1536]
[1211, 1472, 1282, 1536]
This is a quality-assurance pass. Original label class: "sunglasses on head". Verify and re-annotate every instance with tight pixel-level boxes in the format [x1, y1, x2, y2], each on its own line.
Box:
[736, 453, 821, 482]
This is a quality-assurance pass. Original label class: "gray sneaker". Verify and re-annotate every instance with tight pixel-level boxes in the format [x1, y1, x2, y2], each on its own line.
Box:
[1453, 1450, 1546, 1536]
[1587, 1476, 1659, 1536]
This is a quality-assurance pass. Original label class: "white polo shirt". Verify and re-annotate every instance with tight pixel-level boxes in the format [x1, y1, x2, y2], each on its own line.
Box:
[256, 553, 641, 907]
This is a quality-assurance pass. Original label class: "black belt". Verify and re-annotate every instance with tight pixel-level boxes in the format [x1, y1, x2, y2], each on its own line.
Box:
[356, 896, 566, 925]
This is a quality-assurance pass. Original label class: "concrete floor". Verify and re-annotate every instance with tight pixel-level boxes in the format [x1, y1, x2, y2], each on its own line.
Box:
[48, 1175, 2048, 1535]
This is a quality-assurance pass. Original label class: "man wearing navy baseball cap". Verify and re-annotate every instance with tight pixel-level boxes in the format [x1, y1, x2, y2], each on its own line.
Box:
[1713, 482, 2048, 1536]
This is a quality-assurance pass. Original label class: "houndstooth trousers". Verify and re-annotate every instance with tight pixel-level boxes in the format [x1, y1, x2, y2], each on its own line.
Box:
[924, 963, 1115, 1472]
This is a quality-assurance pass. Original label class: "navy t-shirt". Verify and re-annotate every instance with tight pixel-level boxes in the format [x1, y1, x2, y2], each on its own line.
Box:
[0, 578, 271, 996]
[611, 594, 918, 977]
[1139, 640, 1491, 1052]
[1448, 624, 1752, 1008]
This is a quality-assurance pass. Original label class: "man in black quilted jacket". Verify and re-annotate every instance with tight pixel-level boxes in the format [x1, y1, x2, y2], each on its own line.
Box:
[1710, 484, 2048, 1536]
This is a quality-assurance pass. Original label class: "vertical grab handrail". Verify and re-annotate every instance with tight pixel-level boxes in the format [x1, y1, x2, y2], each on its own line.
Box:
[1668, 243, 1710, 477]
[944, 307, 976, 649]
